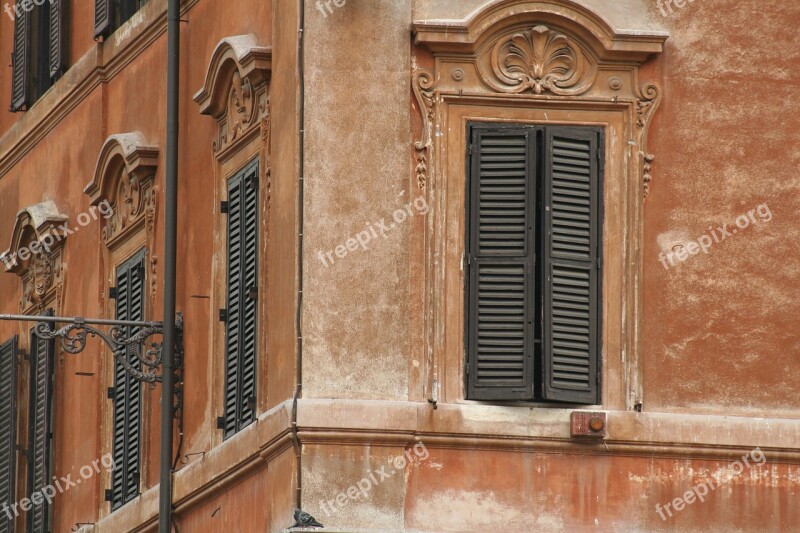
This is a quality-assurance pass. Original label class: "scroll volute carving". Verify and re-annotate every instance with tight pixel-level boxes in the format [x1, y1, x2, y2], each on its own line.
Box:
[0, 202, 69, 314]
[193, 35, 272, 156]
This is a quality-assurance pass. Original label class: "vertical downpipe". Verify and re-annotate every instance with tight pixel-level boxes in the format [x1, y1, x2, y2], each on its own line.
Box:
[159, 0, 180, 530]
[293, 0, 306, 513]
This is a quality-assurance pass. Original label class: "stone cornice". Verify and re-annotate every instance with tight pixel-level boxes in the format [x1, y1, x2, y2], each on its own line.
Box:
[89, 399, 800, 532]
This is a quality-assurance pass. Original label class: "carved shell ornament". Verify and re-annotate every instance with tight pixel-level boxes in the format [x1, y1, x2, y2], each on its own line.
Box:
[484, 25, 596, 95]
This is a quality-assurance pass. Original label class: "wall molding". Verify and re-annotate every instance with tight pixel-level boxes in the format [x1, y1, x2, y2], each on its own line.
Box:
[0, 0, 200, 183]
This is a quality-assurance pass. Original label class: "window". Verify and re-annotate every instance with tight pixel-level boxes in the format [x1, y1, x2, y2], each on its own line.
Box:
[108, 250, 145, 510]
[465, 123, 602, 404]
[219, 160, 259, 440]
[10, 0, 67, 111]
[0, 337, 18, 533]
[94, 0, 147, 39]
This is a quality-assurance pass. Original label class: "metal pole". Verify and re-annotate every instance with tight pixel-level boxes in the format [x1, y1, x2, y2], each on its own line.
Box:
[159, 0, 180, 529]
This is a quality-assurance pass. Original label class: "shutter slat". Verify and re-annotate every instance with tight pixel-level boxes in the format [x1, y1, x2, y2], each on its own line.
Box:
[542, 129, 601, 404]
[111, 251, 144, 510]
[48, 0, 66, 79]
[94, 0, 111, 38]
[28, 310, 54, 532]
[0, 338, 18, 533]
[11, 11, 31, 111]
[223, 173, 243, 439]
[467, 128, 535, 401]
[223, 162, 259, 439]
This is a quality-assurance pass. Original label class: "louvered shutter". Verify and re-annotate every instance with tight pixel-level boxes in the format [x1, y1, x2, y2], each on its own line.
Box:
[110, 251, 144, 510]
[0, 337, 18, 533]
[48, 0, 66, 79]
[466, 127, 536, 401]
[94, 0, 112, 38]
[28, 311, 54, 533]
[541, 128, 601, 404]
[222, 160, 259, 439]
[10, 10, 31, 111]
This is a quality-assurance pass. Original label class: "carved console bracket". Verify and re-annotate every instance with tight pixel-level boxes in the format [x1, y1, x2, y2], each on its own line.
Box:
[0, 201, 69, 314]
[193, 34, 272, 158]
[412, 0, 668, 198]
[84, 132, 160, 298]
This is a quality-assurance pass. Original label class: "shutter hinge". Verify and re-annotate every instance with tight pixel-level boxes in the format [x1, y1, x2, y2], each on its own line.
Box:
[107, 387, 115, 399]
[109, 287, 117, 300]
[104, 489, 113, 502]
[247, 286, 258, 300]
[246, 396, 256, 410]
[216, 417, 226, 430]
[15, 445, 27, 456]
[219, 309, 228, 322]
[220, 201, 228, 214]
[17, 350, 28, 363]
[468, 143, 473, 155]
[246, 174, 259, 189]
[134, 263, 145, 278]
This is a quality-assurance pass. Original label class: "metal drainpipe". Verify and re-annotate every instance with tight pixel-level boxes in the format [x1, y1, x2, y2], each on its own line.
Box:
[293, 0, 306, 513]
[159, 0, 180, 530]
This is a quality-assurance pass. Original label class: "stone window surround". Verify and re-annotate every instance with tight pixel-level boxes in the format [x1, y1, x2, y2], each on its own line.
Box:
[411, 0, 667, 411]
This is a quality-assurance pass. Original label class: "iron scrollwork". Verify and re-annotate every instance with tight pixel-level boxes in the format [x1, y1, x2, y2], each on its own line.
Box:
[31, 315, 183, 384]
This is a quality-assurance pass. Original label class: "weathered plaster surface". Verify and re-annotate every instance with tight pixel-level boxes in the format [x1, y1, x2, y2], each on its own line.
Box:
[303, 0, 412, 400]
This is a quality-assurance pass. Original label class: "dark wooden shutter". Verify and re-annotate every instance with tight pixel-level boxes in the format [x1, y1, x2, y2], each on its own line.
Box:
[110, 251, 144, 510]
[94, 0, 112, 38]
[222, 160, 259, 439]
[48, 0, 66, 79]
[28, 311, 54, 533]
[466, 127, 536, 401]
[10, 10, 31, 111]
[541, 127, 602, 404]
[0, 337, 19, 533]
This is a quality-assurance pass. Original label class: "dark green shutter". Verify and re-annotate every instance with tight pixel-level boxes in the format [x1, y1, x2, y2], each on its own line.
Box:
[110, 250, 144, 510]
[466, 127, 536, 401]
[223, 160, 259, 439]
[48, 0, 66, 79]
[10, 10, 31, 112]
[28, 311, 54, 533]
[541, 128, 601, 404]
[94, 0, 111, 38]
[0, 337, 18, 533]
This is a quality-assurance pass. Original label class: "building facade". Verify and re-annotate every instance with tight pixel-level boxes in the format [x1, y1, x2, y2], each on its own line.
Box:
[0, 0, 798, 532]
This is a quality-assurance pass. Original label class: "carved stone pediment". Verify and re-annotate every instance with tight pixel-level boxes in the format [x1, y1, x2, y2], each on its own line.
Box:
[0, 201, 68, 313]
[193, 35, 272, 156]
[85, 132, 160, 298]
[85, 132, 159, 248]
[412, 0, 668, 197]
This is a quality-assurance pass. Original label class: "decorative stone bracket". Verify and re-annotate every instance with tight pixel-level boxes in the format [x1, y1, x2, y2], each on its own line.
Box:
[0, 201, 69, 314]
[193, 34, 272, 157]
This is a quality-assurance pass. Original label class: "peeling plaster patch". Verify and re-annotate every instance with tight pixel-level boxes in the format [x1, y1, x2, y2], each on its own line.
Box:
[656, 229, 693, 256]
